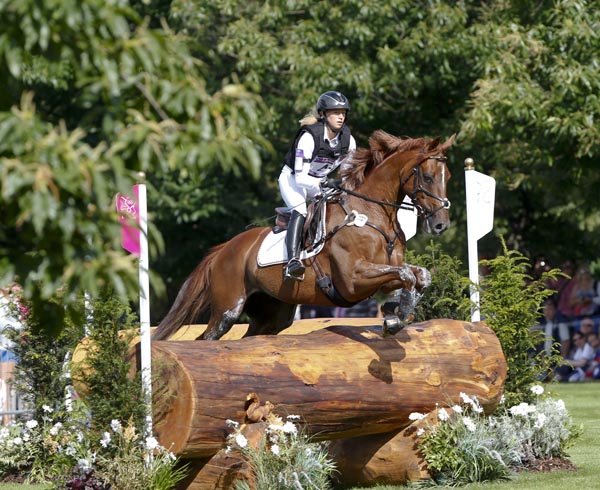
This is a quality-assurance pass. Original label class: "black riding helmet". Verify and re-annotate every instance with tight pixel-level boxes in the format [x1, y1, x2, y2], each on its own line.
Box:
[316, 91, 350, 116]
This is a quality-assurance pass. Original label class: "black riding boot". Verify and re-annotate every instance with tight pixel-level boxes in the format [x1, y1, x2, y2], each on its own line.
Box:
[284, 210, 306, 281]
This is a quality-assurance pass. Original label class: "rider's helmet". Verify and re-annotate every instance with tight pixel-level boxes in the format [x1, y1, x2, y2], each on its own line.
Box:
[317, 91, 350, 116]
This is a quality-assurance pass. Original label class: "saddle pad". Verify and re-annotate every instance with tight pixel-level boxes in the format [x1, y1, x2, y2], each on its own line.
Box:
[256, 230, 324, 267]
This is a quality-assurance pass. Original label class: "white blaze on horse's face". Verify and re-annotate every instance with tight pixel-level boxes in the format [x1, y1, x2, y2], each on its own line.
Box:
[417, 156, 451, 236]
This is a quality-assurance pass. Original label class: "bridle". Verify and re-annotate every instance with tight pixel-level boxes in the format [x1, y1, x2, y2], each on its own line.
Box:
[338, 153, 450, 218]
[314, 153, 450, 259]
[401, 154, 451, 219]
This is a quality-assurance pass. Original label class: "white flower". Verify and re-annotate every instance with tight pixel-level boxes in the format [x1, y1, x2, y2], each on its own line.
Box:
[555, 399, 566, 411]
[78, 458, 91, 470]
[146, 436, 159, 451]
[50, 422, 63, 436]
[12, 437, 23, 445]
[65, 445, 77, 456]
[438, 408, 450, 421]
[281, 421, 297, 434]
[26, 420, 38, 430]
[534, 413, 547, 429]
[462, 416, 477, 432]
[271, 444, 281, 456]
[22, 433, 30, 442]
[460, 392, 473, 405]
[42, 405, 53, 413]
[235, 433, 248, 448]
[0, 428, 9, 439]
[416, 428, 425, 436]
[530, 385, 544, 396]
[451, 405, 463, 413]
[225, 419, 239, 428]
[471, 403, 484, 414]
[509, 402, 537, 417]
[409, 412, 425, 421]
[110, 419, 122, 433]
[100, 432, 111, 448]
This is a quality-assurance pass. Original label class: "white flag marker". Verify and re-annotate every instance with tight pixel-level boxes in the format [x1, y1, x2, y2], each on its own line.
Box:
[465, 158, 496, 321]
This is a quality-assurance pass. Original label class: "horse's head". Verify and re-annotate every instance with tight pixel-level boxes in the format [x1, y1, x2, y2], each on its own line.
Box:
[340, 131, 455, 236]
[402, 134, 455, 235]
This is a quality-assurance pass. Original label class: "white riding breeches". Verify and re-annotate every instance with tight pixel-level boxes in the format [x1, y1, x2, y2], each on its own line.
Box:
[278, 166, 321, 217]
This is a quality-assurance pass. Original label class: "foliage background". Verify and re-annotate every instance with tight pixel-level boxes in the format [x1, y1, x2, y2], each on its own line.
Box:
[0, 0, 598, 327]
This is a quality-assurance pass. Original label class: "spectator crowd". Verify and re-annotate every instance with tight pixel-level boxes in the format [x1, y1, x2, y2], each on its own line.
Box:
[531, 258, 600, 382]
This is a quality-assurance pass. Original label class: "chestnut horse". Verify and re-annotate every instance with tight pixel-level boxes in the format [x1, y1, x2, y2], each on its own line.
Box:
[153, 131, 455, 340]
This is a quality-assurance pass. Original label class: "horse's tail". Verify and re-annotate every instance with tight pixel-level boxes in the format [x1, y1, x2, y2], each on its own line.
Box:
[152, 243, 226, 340]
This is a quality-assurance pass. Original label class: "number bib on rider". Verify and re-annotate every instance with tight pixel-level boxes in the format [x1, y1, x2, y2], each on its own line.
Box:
[308, 157, 340, 178]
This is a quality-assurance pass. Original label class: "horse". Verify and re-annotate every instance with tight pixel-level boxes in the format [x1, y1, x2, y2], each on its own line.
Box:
[153, 130, 455, 340]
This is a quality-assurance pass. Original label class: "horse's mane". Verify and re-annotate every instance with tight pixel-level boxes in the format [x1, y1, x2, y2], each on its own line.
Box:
[341, 130, 434, 190]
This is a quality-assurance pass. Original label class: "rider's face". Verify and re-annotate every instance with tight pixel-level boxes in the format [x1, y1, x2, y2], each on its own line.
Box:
[324, 109, 347, 132]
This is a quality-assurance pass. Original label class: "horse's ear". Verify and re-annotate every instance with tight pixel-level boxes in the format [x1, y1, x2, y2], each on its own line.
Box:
[425, 137, 441, 152]
[439, 133, 457, 153]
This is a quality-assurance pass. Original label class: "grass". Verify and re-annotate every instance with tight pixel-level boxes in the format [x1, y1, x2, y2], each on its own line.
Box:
[341, 382, 600, 490]
[0, 383, 598, 490]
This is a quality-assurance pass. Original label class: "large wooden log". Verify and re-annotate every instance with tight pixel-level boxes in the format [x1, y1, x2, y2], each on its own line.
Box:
[149, 319, 506, 459]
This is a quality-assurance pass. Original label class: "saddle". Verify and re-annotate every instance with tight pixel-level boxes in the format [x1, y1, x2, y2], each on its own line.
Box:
[273, 188, 342, 253]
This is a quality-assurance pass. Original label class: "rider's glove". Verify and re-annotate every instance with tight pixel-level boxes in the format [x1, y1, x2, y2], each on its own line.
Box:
[322, 178, 342, 189]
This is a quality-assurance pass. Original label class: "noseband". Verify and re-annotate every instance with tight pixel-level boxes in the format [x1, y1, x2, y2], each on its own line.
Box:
[401, 155, 451, 219]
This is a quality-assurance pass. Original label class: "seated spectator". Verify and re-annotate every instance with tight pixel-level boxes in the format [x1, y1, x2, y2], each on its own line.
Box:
[533, 298, 570, 359]
[584, 333, 600, 380]
[549, 259, 574, 301]
[567, 264, 600, 318]
[555, 331, 595, 382]
[578, 317, 596, 338]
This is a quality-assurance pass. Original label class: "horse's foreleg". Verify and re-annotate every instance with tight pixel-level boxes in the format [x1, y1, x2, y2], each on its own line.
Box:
[349, 261, 431, 337]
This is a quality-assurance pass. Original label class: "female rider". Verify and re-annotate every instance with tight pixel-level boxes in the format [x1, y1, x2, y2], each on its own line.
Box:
[278, 91, 357, 281]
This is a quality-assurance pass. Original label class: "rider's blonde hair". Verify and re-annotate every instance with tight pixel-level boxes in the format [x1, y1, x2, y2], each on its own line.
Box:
[299, 106, 319, 127]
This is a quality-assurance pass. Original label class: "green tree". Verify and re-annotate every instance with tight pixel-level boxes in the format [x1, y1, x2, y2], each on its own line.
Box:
[168, 0, 599, 268]
[0, 0, 271, 332]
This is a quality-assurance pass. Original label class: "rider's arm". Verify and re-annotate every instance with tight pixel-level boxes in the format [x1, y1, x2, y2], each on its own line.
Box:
[294, 133, 321, 191]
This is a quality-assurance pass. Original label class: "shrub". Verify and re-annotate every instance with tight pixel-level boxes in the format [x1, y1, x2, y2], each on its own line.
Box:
[479, 239, 563, 405]
[5, 293, 85, 422]
[71, 293, 147, 436]
[228, 416, 337, 490]
[416, 385, 580, 486]
[406, 240, 472, 322]
[0, 290, 186, 488]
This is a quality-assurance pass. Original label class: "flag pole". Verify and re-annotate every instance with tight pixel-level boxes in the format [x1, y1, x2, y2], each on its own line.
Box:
[136, 172, 152, 435]
[464, 158, 481, 321]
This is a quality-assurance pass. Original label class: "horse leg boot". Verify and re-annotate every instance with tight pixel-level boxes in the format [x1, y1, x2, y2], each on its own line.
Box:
[381, 288, 419, 337]
[284, 210, 306, 281]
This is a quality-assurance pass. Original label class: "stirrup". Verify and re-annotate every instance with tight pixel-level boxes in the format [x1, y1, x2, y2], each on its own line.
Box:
[284, 258, 305, 281]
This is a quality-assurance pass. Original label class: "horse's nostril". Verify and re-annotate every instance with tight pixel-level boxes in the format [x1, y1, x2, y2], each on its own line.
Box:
[434, 222, 449, 234]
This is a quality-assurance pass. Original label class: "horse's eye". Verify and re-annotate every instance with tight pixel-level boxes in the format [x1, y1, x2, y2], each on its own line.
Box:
[423, 174, 434, 184]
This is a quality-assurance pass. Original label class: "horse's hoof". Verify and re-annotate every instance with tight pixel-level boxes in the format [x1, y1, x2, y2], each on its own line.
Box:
[382, 315, 404, 337]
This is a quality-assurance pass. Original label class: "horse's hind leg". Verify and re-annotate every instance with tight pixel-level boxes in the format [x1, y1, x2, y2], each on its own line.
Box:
[199, 296, 246, 340]
[244, 292, 297, 337]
